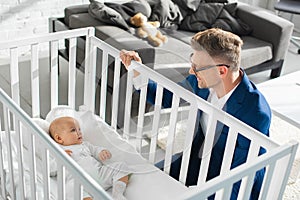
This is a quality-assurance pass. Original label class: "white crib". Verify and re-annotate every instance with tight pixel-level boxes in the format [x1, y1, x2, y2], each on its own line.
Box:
[0, 27, 298, 200]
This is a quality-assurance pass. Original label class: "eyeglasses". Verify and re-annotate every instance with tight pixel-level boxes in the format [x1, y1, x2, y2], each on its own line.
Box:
[190, 53, 230, 73]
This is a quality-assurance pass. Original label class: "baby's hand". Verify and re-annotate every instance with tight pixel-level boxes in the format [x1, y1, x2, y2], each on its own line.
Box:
[65, 149, 72, 156]
[99, 149, 112, 162]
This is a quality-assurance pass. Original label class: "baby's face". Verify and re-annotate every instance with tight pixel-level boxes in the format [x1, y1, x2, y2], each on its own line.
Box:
[50, 117, 83, 146]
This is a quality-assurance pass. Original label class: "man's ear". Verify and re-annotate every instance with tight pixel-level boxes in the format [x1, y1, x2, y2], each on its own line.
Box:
[219, 65, 228, 76]
[54, 134, 64, 144]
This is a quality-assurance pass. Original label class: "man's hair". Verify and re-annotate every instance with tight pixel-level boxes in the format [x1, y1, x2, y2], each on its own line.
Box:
[191, 28, 243, 71]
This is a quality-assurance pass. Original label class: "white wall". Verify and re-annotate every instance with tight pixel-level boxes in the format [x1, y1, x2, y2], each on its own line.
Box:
[0, 0, 132, 58]
[0, 0, 90, 58]
[0, 0, 91, 41]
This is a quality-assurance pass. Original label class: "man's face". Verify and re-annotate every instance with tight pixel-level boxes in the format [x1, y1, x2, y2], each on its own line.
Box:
[51, 117, 83, 146]
[189, 50, 222, 89]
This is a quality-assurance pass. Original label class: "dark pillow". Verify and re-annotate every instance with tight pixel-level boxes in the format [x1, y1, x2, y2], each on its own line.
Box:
[88, 1, 130, 30]
[172, 0, 201, 12]
[203, 0, 228, 3]
[179, 3, 252, 36]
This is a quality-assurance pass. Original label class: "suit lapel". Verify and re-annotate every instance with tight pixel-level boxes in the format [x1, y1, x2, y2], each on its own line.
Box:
[223, 71, 250, 117]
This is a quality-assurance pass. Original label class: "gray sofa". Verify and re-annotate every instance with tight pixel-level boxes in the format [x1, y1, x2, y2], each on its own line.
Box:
[49, 1, 293, 126]
[50, 2, 293, 81]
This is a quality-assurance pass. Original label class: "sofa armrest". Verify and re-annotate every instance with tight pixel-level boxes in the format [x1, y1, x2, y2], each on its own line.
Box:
[64, 4, 89, 26]
[236, 3, 293, 62]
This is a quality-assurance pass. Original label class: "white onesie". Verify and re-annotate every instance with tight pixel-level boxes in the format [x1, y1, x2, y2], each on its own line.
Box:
[59, 142, 131, 197]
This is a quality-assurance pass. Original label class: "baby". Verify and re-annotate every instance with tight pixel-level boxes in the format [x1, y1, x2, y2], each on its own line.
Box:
[49, 116, 130, 200]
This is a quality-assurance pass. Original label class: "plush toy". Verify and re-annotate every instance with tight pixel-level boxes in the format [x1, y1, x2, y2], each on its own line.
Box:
[130, 12, 168, 47]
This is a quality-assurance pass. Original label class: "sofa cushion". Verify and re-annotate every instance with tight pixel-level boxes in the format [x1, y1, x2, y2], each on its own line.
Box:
[240, 36, 273, 69]
[164, 29, 194, 44]
[165, 30, 272, 70]
[153, 37, 193, 82]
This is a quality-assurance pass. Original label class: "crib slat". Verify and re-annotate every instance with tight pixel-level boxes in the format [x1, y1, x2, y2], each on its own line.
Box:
[28, 132, 37, 200]
[179, 103, 197, 184]
[197, 110, 217, 185]
[149, 84, 163, 163]
[215, 184, 233, 200]
[219, 128, 238, 174]
[15, 118, 26, 199]
[111, 58, 121, 130]
[276, 145, 298, 198]
[43, 149, 51, 200]
[123, 69, 134, 140]
[3, 104, 16, 199]
[84, 28, 96, 112]
[10, 48, 20, 106]
[237, 172, 256, 200]
[30, 44, 40, 118]
[247, 141, 260, 162]
[50, 40, 58, 109]
[3, 106, 16, 199]
[57, 163, 66, 200]
[258, 163, 276, 200]
[163, 94, 180, 174]
[262, 147, 297, 199]
[136, 79, 148, 153]
[68, 37, 77, 109]
[74, 180, 82, 200]
[0, 122, 7, 197]
[100, 51, 108, 121]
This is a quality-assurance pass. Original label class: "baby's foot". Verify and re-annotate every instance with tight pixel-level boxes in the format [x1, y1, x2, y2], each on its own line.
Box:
[112, 194, 127, 200]
[112, 181, 127, 200]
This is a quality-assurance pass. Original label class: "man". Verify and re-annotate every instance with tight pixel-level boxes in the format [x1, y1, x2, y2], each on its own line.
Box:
[120, 28, 271, 200]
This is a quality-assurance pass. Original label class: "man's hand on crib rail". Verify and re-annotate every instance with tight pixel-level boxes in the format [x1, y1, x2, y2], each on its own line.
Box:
[120, 49, 142, 77]
[99, 149, 112, 162]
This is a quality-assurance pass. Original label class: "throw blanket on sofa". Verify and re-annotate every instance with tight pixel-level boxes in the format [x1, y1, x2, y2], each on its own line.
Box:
[89, 0, 182, 30]
[88, 0, 151, 30]
[88, 0, 251, 36]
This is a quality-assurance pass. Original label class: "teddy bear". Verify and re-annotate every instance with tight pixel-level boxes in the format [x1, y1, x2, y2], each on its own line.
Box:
[130, 12, 168, 47]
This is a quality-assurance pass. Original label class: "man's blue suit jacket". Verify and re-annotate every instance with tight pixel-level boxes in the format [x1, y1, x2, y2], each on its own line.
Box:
[145, 71, 271, 200]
